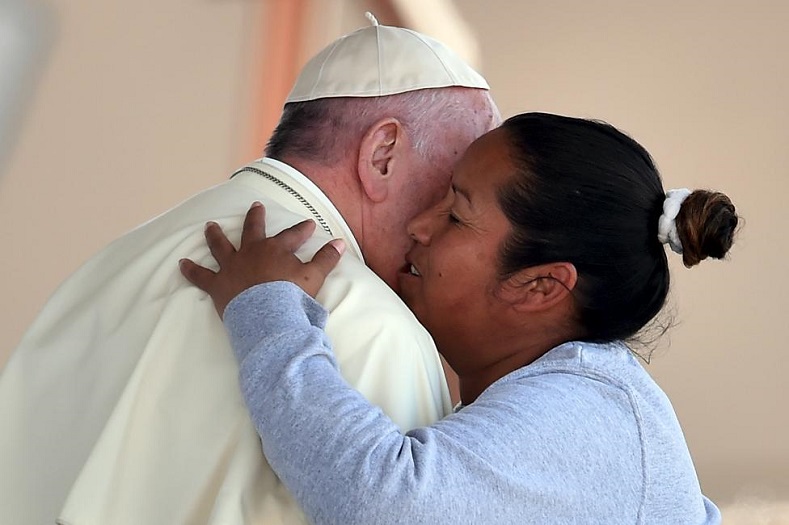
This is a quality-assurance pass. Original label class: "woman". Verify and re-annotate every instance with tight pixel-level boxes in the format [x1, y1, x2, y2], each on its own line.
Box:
[180, 113, 737, 524]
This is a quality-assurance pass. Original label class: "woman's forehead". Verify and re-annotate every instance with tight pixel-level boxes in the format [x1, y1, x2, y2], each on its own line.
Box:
[452, 128, 514, 189]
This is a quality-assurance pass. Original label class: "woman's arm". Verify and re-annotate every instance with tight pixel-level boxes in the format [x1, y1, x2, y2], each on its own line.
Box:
[179, 203, 461, 523]
[224, 281, 460, 524]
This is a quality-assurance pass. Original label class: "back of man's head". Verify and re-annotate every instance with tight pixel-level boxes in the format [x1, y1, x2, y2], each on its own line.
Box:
[265, 14, 500, 289]
[267, 14, 497, 159]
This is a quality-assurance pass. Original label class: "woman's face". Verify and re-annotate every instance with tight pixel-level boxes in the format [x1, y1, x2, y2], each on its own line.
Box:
[397, 128, 516, 372]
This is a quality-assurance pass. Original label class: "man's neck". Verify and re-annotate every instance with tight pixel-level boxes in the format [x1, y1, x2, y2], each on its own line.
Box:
[275, 155, 366, 247]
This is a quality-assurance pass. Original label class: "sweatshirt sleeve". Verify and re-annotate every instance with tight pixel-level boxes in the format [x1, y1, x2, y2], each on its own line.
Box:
[223, 282, 468, 525]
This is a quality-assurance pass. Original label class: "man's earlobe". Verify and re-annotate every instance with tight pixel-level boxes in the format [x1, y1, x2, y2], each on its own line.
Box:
[357, 118, 402, 203]
[498, 262, 578, 312]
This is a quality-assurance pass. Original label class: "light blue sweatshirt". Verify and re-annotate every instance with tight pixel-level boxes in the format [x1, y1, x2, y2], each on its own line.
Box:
[224, 282, 721, 524]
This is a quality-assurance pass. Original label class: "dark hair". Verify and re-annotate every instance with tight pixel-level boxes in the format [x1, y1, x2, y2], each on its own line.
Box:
[265, 100, 341, 163]
[497, 112, 738, 343]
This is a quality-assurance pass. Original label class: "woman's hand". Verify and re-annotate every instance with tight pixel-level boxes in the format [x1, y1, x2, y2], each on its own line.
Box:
[179, 202, 345, 317]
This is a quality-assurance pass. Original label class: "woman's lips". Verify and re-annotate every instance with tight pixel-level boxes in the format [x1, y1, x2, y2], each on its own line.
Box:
[397, 259, 422, 282]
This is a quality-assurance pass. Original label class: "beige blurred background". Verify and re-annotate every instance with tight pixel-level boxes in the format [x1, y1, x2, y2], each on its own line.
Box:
[1, 0, 787, 521]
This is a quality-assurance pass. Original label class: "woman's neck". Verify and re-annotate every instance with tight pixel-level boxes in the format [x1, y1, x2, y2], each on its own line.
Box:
[457, 349, 543, 405]
[455, 326, 576, 405]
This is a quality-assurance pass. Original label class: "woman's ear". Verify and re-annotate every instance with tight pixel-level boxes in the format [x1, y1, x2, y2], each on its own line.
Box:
[357, 118, 403, 203]
[497, 262, 578, 312]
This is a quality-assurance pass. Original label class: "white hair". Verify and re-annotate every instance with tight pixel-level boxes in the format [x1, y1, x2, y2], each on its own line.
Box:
[266, 87, 500, 167]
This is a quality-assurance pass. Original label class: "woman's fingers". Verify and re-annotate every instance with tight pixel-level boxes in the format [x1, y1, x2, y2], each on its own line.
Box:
[298, 239, 345, 297]
[178, 259, 228, 319]
[239, 202, 313, 253]
[179, 256, 241, 319]
[273, 219, 317, 252]
[310, 239, 345, 276]
[204, 222, 236, 267]
[181, 204, 345, 307]
[240, 202, 266, 248]
[179, 258, 217, 294]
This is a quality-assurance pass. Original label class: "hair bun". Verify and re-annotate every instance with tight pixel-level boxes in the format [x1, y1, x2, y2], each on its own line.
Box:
[674, 190, 738, 268]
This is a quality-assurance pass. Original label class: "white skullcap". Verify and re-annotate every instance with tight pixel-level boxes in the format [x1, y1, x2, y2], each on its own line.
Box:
[286, 12, 489, 103]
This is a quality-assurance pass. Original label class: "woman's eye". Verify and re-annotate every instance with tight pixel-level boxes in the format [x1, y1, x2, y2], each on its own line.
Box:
[448, 212, 461, 224]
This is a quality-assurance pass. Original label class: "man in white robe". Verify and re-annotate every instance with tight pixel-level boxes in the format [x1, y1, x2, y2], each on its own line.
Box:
[0, 17, 499, 525]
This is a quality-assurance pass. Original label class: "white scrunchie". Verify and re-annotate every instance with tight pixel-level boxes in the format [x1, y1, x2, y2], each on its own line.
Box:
[658, 188, 692, 254]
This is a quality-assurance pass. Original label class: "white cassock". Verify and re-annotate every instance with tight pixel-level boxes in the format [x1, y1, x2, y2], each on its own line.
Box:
[0, 157, 451, 525]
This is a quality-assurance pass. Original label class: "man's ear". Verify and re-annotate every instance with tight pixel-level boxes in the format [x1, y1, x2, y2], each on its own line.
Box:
[497, 262, 578, 312]
[357, 118, 404, 203]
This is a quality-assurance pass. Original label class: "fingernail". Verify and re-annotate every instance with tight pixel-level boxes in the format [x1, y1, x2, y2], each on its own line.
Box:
[205, 221, 217, 232]
[251, 201, 262, 208]
[329, 239, 346, 255]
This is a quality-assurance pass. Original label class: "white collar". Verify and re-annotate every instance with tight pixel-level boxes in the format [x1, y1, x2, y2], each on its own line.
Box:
[247, 158, 364, 262]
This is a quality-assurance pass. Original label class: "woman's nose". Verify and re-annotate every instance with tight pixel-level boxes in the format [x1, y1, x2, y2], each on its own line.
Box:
[407, 205, 438, 245]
